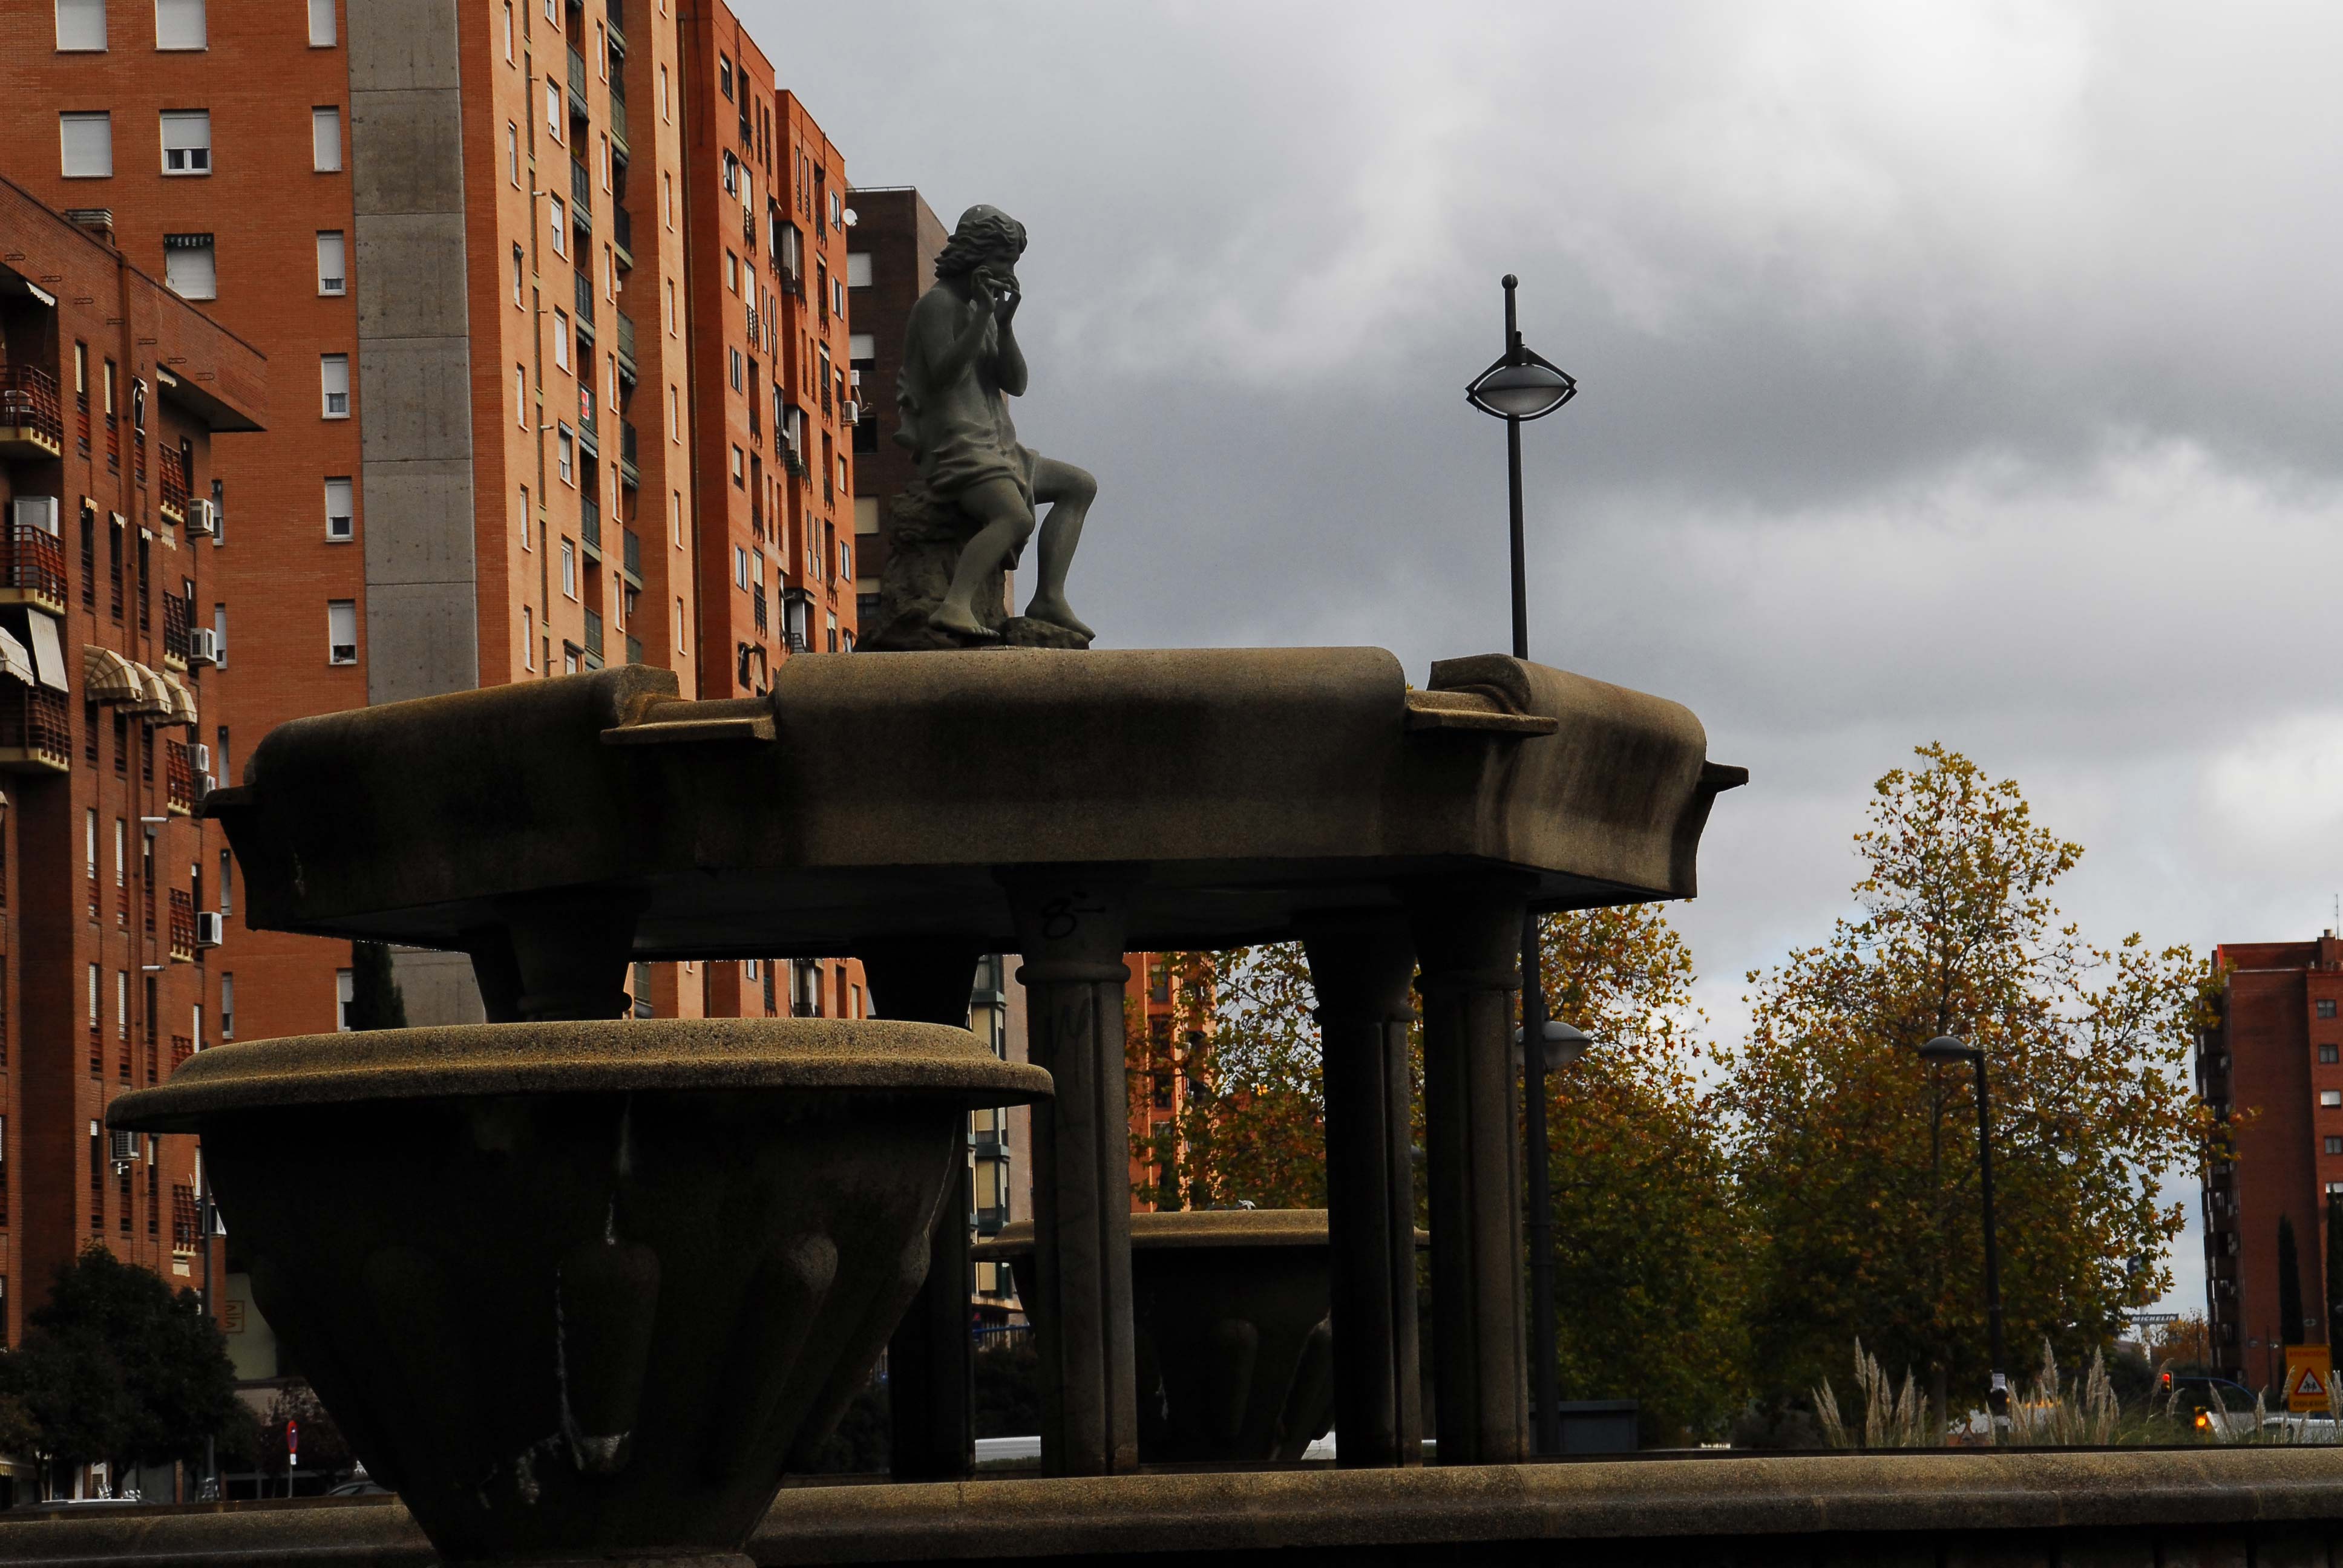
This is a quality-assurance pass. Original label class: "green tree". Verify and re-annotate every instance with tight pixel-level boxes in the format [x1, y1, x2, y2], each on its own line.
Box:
[2278, 1214, 2307, 1347]
[0, 1245, 243, 1486]
[1715, 744, 2220, 1414]
[346, 940, 407, 1030]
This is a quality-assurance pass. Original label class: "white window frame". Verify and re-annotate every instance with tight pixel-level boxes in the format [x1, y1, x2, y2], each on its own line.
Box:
[308, 0, 335, 46]
[324, 477, 354, 541]
[154, 0, 205, 51]
[163, 234, 216, 300]
[159, 109, 211, 174]
[561, 536, 577, 597]
[326, 599, 358, 665]
[549, 197, 566, 258]
[545, 79, 561, 140]
[320, 354, 350, 418]
[502, 0, 513, 61]
[557, 423, 574, 483]
[59, 111, 113, 178]
[552, 311, 570, 370]
[524, 605, 536, 667]
[56, 0, 106, 51]
[311, 106, 342, 171]
[315, 229, 346, 295]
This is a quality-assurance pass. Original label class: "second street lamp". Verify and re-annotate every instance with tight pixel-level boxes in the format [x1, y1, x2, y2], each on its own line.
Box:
[1467, 273, 1578, 1457]
[1918, 1033, 2010, 1420]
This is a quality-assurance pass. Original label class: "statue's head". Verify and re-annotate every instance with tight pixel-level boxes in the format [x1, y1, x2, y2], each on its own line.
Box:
[936, 206, 1028, 283]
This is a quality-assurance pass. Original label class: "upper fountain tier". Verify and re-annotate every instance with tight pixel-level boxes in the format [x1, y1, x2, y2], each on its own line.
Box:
[206, 647, 1743, 960]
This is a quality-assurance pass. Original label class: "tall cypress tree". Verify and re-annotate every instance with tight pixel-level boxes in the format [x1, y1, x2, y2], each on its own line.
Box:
[345, 941, 408, 1031]
[2278, 1213, 2307, 1347]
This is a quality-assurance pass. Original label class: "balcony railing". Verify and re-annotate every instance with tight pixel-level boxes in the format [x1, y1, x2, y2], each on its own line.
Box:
[580, 494, 601, 554]
[0, 684, 70, 774]
[612, 204, 633, 269]
[158, 443, 189, 524]
[619, 420, 639, 488]
[615, 309, 637, 381]
[0, 515, 67, 615]
[162, 591, 191, 670]
[166, 738, 197, 815]
[0, 364, 63, 458]
[621, 528, 643, 586]
[170, 1035, 194, 1076]
[626, 633, 642, 665]
[567, 47, 589, 121]
[752, 583, 767, 635]
[168, 887, 197, 962]
[583, 607, 604, 660]
[609, 91, 629, 160]
[606, 0, 626, 53]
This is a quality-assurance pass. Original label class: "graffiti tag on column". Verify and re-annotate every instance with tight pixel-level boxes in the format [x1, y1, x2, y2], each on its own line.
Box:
[1040, 890, 1107, 941]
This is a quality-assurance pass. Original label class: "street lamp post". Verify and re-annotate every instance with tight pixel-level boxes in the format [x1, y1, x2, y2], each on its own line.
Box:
[1467, 275, 1577, 1455]
[1918, 1034, 2008, 1417]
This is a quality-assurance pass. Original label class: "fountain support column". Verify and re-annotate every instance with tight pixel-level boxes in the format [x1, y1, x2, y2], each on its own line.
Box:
[860, 941, 985, 1483]
[1300, 913, 1423, 1469]
[465, 891, 644, 1022]
[1001, 867, 1141, 1477]
[1407, 874, 1531, 1465]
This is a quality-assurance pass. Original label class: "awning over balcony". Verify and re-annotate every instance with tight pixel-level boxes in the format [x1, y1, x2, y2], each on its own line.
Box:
[84, 644, 142, 702]
[0, 625, 36, 685]
[162, 670, 198, 724]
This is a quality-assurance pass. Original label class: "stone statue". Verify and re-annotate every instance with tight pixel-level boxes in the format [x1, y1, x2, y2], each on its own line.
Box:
[887, 205, 1096, 646]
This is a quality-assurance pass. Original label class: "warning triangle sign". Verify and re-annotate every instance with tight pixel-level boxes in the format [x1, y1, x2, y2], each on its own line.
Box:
[2296, 1367, 2325, 1398]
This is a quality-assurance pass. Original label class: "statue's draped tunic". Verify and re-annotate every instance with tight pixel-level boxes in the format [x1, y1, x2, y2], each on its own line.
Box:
[897, 289, 1038, 503]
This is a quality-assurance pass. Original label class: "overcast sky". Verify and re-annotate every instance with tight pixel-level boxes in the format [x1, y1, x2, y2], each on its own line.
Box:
[758, 1, 2343, 1314]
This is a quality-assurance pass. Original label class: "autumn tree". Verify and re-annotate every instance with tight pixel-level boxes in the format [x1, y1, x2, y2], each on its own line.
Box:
[1715, 745, 2219, 1417]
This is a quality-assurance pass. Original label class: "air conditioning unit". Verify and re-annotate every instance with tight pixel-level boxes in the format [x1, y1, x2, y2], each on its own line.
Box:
[195, 910, 224, 947]
[192, 741, 212, 774]
[188, 626, 219, 665]
[10, 495, 60, 535]
[110, 1129, 141, 1166]
[188, 498, 217, 537]
[842, 400, 860, 426]
[849, 368, 863, 391]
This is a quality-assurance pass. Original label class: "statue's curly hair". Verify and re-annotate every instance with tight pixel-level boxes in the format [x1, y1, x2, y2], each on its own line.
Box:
[935, 205, 1028, 280]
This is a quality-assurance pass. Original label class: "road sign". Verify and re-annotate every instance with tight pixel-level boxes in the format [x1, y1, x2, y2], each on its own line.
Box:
[2284, 1344, 2331, 1414]
[287, 1417, 299, 1466]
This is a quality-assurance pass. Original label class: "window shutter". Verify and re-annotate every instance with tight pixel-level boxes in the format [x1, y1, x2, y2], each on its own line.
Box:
[154, 0, 204, 49]
[311, 107, 341, 171]
[307, 0, 334, 45]
[162, 235, 215, 299]
[56, 0, 106, 50]
[59, 113, 112, 177]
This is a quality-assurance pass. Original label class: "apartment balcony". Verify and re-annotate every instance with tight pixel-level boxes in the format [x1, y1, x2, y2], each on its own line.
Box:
[0, 683, 70, 773]
[626, 633, 642, 665]
[168, 887, 197, 963]
[166, 737, 197, 815]
[170, 1034, 195, 1078]
[580, 494, 602, 557]
[567, 47, 590, 123]
[0, 363, 63, 460]
[615, 309, 637, 383]
[157, 443, 190, 525]
[584, 606, 604, 662]
[605, 0, 626, 53]
[619, 420, 640, 489]
[621, 528, 643, 588]
[570, 163, 594, 240]
[576, 403, 600, 459]
[0, 514, 67, 616]
[612, 204, 634, 271]
[752, 583, 767, 635]
[974, 1205, 1009, 1238]
[161, 591, 191, 670]
[609, 90, 629, 163]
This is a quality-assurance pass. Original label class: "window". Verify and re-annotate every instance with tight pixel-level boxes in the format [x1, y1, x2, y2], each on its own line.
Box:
[718, 52, 733, 98]
[2324, 1090, 2342, 1109]
[523, 605, 536, 667]
[663, 171, 673, 229]
[670, 490, 682, 546]
[675, 597, 686, 649]
[220, 973, 234, 1037]
[154, 0, 203, 49]
[549, 197, 566, 257]
[733, 544, 747, 589]
[308, 0, 333, 45]
[211, 603, 226, 666]
[57, 0, 106, 50]
[2328, 1137, 2342, 1157]
[511, 243, 524, 305]
[316, 230, 346, 294]
[336, 969, 354, 1030]
[519, 485, 530, 549]
[324, 478, 353, 540]
[849, 332, 874, 361]
[600, 132, 611, 190]
[311, 107, 341, 171]
[514, 364, 528, 423]
[847, 252, 872, 289]
[729, 347, 742, 391]
[560, 537, 576, 597]
[320, 354, 350, 417]
[2322, 1001, 2338, 1019]
[546, 79, 561, 139]
[506, 122, 519, 185]
[162, 234, 215, 299]
[731, 445, 744, 486]
[2324, 1045, 2339, 1065]
[159, 109, 210, 172]
[552, 312, 570, 369]
[666, 278, 677, 334]
[60, 113, 112, 178]
[557, 423, 574, 483]
[726, 250, 739, 292]
[501, 0, 513, 59]
[327, 599, 357, 664]
[667, 384, 678, 440]
[659, 64, 670, 122]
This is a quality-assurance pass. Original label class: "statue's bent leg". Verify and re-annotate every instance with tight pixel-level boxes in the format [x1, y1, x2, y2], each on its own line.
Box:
[931, 477, 1035, 640]
[1024, 457, 1097, 641]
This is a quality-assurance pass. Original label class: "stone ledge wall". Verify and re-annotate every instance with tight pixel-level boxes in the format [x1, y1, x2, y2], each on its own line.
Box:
[1, 1450, 2338, 1568]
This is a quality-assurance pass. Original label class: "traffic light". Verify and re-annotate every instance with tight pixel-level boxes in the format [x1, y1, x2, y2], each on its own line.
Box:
[2161, 1369, 2173, 1390]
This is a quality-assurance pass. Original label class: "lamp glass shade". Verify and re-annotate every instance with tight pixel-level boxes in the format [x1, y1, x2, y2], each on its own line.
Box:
[1917, 1034, 1974, 1063]
[1469, 361, 1573, 420]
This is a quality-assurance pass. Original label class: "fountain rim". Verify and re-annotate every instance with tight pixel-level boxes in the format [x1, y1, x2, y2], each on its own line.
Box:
[975, 1208, 1429, 1258]
[108, 1016, 1051, 1134]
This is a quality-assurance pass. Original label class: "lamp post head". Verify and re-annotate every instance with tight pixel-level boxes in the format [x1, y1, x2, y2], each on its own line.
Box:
[1918, 1034, 1979, 1065]
[1467, 274, 1578, 422]
[1515, 1019, 1591, 1070]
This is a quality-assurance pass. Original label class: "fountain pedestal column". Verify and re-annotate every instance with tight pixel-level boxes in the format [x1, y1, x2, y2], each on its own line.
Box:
[1300, 913, 1423, 1469]
[1003, 867, 1141, 1477]
[860, 942, 985, 1483]
[1407, 875, 1531, 1465]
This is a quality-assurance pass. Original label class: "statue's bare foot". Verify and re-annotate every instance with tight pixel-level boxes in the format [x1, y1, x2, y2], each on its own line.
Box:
[1023, 595, 1095, 642]
[928, 602, 1001, 642]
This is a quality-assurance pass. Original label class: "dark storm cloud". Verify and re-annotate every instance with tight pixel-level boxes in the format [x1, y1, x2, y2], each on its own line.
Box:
[759, 1, 2343, 1308]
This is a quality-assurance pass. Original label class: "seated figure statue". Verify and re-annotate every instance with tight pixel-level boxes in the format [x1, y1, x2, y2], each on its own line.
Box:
[895, 205, 1096, 643]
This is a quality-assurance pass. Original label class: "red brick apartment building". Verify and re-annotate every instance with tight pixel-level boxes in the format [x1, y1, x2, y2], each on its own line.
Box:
[2199, 933, 2343, 1387]
[0, 174, 261, 1346]
[845, 184, 948, 620]
[0, 0, 869, 1036]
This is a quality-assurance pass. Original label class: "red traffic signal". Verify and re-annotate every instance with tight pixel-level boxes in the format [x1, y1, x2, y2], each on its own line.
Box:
[2160, 1370, 2172, 1389]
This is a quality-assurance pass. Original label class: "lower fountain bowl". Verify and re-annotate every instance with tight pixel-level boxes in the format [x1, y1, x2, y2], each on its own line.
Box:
[111, 1019, 1050, 1566]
